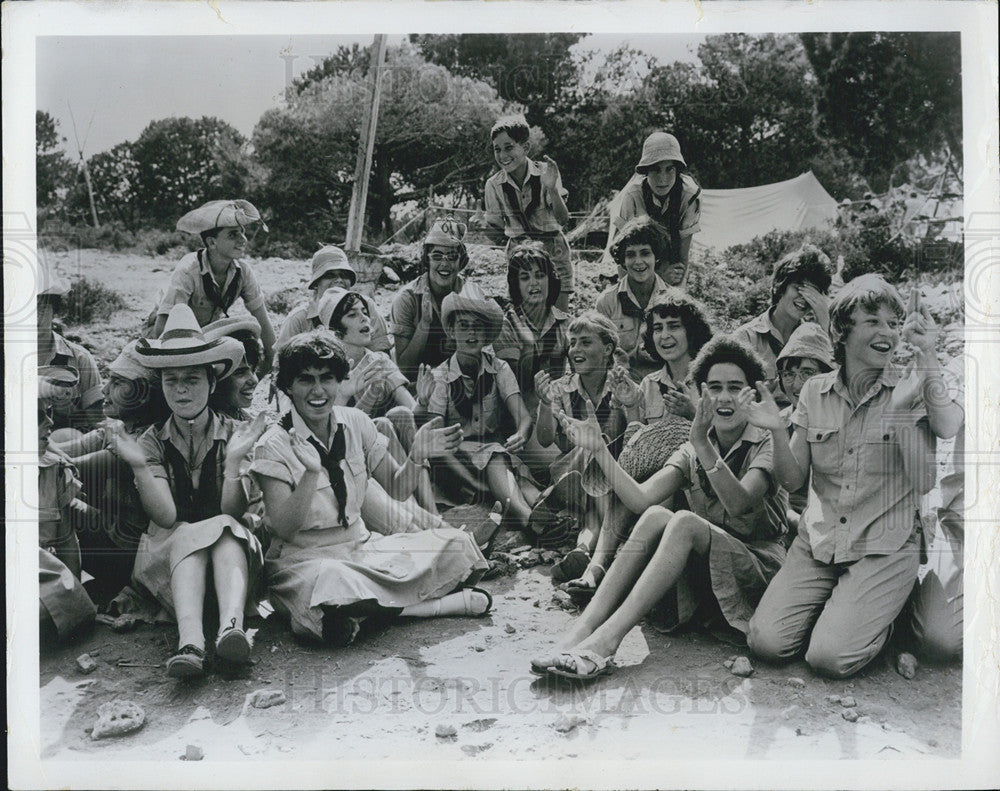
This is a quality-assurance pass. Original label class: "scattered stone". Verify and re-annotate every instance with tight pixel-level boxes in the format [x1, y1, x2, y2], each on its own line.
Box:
[552, 590, 572, 605]
[722, 659, 735, 670]
[464, 718, 497, 733]
[434, 723, 457, 739]
[75, 653, 97, 674]
[840, 695, 857, 708]
[111, 614, 139, 633]
[730, 657, 754, 677]
[504, 623, 516, 634]
[781, 704, 801, 720]
[795, 726, 807, 736]
[540, 550, 560, 564]
[249, 689, 287, 709]
[510, 545, 533, 556]
[785, 677, 806, 688]
[460, 743, 492, 756]
[473, 645, 485, 653]
[184, 744, 204, 761]
[532, 600, 541, 608]
[91, 700, 146, 739]
[842, 709, 860, 723]
[896, 652, 918, 680]
[825, 694, 842, 705]
[553, 714, 587, 733]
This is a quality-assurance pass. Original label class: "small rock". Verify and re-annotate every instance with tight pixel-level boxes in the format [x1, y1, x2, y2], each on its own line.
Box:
[730, 657, 754, 677]
[76, 653, 97, 674]
[840, 695, 857, 708]
[896, 652, 918, 680]
[722, 659, 735, 669]
[532, 599, 541, 608]
[540, 550, 560, 564]
[434, 723, 457, 739]
[510, 545, 533, 555]
[270, 645, 278, 653]
[553, 714, 586, 733]
[91, 700, 145, 739]
[473, 645, 485, 653]
[825, 694, 842, 705]
[552, 590, 572, 605]
[795, 726, 807, 736]
[464, 718, 497, 732]
[111, 614, 139, 633]
[842, 709, 860, 723]
[781, 705, 801, 720]
[785, 677, 806, 688]
[184, 744, 203, 761]
[249, 689, 287, 709]
[504, 623, 516, 634]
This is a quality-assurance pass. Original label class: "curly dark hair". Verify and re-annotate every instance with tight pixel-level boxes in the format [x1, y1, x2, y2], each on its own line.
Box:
[771, 245, 833, 307]
[690, 336, 767, 388]
[610, 216, 672, 269]
[506, 241, 561, 308]
[275, 329, 351, 393]
[230, 329, 262, 371]
[326, 292, 369, 334]
[643, 289, 714, 363]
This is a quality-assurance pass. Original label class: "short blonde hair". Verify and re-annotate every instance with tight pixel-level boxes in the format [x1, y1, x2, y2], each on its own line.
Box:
[829, 274, 905, 366]
[567, 311, 621, 369]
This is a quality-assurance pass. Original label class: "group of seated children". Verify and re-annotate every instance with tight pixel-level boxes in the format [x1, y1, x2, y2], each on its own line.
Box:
[37, 116, 963, 686]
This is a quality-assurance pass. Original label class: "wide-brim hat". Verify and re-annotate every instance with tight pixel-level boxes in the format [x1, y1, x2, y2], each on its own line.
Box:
[440, 293, 503, 345]
[135, 305, 244, 379]
[108, 340, 156, 381]
[635, 132, 686, 173]
[309, 246, 356, 289]
[202, 315, 262, 342]
[776, 321, 835, 372]
[424, 218, 467, 249]
[176, 199, 268, 236]
[315, 287, 359, 329]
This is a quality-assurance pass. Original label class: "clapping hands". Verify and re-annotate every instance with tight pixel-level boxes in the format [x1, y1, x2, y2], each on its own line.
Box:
[609, 364, 640, 408]
[738, 382, 786, 431]
[555, 399, 605, 453]
[415, 363, 436, 408]
[411, 416, 463, 463]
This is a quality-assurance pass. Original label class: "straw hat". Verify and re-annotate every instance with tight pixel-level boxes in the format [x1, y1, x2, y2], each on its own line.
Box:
[176, 199, 268, 236]
[135, 305, 244, 379]
[202, 315, 262, 342]
[108, 340, 156, 381]
[424, 218, 467, 249]
[776, 321, 835, 372]
[309, 246, 356, 289]
[635, 132, 687, 173]
[440, 293, 503, 345]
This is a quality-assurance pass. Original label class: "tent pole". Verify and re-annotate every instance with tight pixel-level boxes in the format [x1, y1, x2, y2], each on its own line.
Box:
[345, 34, 387, 252]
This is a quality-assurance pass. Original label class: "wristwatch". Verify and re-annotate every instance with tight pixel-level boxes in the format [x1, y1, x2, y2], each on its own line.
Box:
[706, 457, 726, 475]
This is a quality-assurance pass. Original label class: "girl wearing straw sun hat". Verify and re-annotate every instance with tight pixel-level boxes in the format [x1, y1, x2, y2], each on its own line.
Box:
[110, 305, 269, 678]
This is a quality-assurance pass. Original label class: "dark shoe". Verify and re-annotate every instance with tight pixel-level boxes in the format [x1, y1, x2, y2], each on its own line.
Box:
[166, 644, 205, 678]
[528, 471, 582, 536]
[534, 512, 578, 550]
[215, 618, 252, 664]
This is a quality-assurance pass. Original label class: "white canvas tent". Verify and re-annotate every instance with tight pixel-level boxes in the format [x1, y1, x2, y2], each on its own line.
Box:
[606, 171, 839, 260]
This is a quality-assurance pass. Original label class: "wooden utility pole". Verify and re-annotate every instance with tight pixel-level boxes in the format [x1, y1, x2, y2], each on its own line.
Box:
[67, 102, 100, 229]
[345, 34, 388, 252]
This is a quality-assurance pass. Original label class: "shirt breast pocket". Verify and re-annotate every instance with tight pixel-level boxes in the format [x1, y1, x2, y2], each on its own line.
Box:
[863, 426, 897, 477]
[616, 318, 639, 352]
[806, 426, 841, 475]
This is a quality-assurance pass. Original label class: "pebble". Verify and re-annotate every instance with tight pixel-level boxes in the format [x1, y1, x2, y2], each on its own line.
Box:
[473, 646, 485, 653]
[75, 653, 97, 674]
[553, 714, 587, 733]
[434, 723, 457, 739]
[825, 694, 842, 705]
[730, 657, 754, 677]
[504, 624, 516, 634]
[91, 700, 145, 740]
[840, 695, 857, 708]
[722, 659, 735, 669]
[511, 545, 533, 555]
[540, 550, 560, 564]
[781, 705, 801, 720]
[896, 652, 918, 680]
[184, 744, 204, 761]
[842, 709, 860, 723]
[785, 677, 806, 688]
[249, 689, 287, 709]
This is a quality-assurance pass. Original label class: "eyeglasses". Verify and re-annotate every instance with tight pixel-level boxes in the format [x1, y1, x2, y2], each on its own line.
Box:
[429, 251, 460, 263]
[780, 368, 820, 384]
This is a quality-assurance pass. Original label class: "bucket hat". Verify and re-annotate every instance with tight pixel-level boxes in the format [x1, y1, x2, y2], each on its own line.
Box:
[135, 305, 244, 379]
[776, 321, 835, 372]
[176, 200, 268, 236]
[108, 340, 156, 381]
[309, 246, 356, 289]
[315, 287, 364, 330]
[440, 293, 503, 345]
[635, 132, 687, 173]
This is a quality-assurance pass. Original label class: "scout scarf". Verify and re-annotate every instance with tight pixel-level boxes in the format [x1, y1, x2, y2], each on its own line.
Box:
[200, 250, 243, 319]
[500, 173, 543, 235]
[514, 306, 564, 376]
[641, 178, 691, 264]
[450, 366, 496, 421]
[280, 412, 349, 529]
[162, 435, 224, 523]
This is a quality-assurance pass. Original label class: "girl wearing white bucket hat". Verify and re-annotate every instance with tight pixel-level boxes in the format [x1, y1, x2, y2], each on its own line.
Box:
[111, 305, 268, 678]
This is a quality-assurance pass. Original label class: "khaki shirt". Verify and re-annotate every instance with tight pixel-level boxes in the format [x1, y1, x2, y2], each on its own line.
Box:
[42, 332, 104, 427]
[157, 250, 265, 326]
[792, 366, 931, 563]
[427, 350, 520, 442]
[636, 366, 685, 424]
[595, 274, 670, 381]
[611, 173, 702, 239]
[484, 158, 568, 238]
[731, 309, 788, 382]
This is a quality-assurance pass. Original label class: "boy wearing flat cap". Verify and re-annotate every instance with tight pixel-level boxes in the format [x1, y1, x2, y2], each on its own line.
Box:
[275, 245, 391, 353]
[153, 199, 276, 374]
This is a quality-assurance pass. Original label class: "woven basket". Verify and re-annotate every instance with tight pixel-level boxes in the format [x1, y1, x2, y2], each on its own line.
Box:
[618, 415, 692, 483]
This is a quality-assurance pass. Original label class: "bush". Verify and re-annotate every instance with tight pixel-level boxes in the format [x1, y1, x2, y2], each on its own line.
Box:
[265, 287, 301, 316]
[57, 277, 127, 325]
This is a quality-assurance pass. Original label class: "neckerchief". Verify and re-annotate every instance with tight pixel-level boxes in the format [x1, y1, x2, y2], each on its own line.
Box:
[280, 412, 349, 529]
[450, 366, 496, 421]
[640, 178, 686, 264]
[515, 306, 564, 377]
[617, 288, 649, 321]
[162, 435, 223, 523]
[200, 250, 243, 319]
[500, 173, 542, 235]
[695, 438, 754, 501]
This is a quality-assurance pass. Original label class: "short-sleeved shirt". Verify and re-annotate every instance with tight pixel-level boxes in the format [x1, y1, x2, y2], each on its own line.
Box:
[427, 350, 520, 442]
[731, 310, 791, 383]
[792, 366, 930, 564]
[595, 274, 671, 381]
[636, 366, 685, 424]
[493, 304, 569, 406]
[611, 173, 702, 241]
[39, 447, 82, 545]
[666, 423, 788, 542]
[346, 349, 409, 419]
[390, 274, 486, 377]
[551, 372, 628, 453]
[42, 332, 104, 428]
[157, 250, 265, 326]
[276, 295, 392, 353]
[250, 406, 389, 553]
[484, 158, 568, 239]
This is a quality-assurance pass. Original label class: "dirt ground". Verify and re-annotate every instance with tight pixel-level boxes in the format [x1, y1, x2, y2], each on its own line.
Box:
[37, 247, 962, 762]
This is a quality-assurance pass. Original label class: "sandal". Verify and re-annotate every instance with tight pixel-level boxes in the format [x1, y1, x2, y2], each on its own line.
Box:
[546, 649, 615, 682]
[561, 563, 607, 605]
[460, 586, 494, 618]
[166, 644, 205, 679]
[528, 471, 582, 537]
[215, 618, 252, 664]
[551, 547, 590, 583]
[534, 512, 578, 550]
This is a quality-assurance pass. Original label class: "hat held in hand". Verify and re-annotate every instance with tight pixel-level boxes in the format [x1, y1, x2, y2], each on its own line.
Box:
[135, 305, 244, 379]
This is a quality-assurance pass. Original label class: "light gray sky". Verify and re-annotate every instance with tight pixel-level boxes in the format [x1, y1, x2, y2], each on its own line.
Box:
[37, 34, 703, 157]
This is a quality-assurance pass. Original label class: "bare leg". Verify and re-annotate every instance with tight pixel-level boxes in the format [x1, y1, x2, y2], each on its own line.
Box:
[210, 533, 250, 632]
[171, 549, 210, 650]
[400, 589, 490, 618]
[554, 510, 712, 674]
[576, 493, 610, 555]
[375, 415, 439, 515]
[572, 497, 637, 589]
[485, 456, 532, 531]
